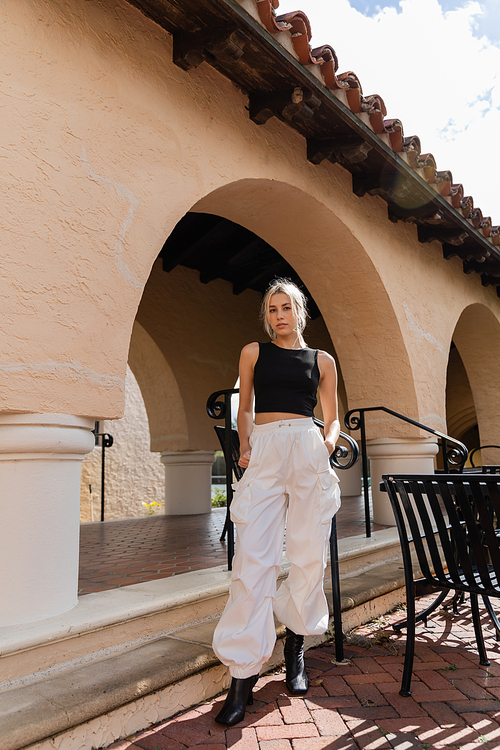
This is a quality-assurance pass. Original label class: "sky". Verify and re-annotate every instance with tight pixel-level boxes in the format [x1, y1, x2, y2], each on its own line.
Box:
[278, 0, 500, 223]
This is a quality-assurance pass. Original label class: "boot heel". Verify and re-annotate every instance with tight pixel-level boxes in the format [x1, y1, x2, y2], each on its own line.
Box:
[284, 628, 309, 696]
[247, 674, 259, 705]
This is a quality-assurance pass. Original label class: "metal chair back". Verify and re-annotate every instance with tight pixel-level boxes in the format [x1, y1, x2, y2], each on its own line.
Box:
[383, 473, 500, 696]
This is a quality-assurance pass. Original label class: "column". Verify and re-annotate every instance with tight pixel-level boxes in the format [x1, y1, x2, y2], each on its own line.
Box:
[160, 450, 215, 515]
[0, 414, 95, 628]
[367, 437, 439, 526]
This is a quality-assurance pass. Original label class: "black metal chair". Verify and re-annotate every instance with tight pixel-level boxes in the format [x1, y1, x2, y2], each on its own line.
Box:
[469, 445, 500, 469]
[383, 473, 500, 696]
[208, 389, 359, 662]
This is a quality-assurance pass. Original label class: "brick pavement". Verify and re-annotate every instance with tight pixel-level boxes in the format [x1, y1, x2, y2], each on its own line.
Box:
[78, 498, 388, 595]
[109, 594, 500, 749]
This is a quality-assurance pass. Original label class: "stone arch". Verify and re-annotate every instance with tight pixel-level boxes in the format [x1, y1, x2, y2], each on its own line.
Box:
[193, 178, 420, 437]
[452, 303, 500, 461]
[128, 320, 189, 453]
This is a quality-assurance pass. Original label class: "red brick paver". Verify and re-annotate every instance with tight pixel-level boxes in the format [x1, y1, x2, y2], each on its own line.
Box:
[107, 593, 500, 750]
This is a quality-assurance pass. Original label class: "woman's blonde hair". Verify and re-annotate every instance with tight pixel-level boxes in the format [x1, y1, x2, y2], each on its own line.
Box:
[260, 278, 309, 341]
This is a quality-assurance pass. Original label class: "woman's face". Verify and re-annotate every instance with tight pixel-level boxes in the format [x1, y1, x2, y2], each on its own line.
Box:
[268, 293, 297, 337]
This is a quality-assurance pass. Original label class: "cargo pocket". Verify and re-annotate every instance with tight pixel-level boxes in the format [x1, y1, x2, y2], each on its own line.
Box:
[229, 469, 256, 525]
[317, 468, 341, 525]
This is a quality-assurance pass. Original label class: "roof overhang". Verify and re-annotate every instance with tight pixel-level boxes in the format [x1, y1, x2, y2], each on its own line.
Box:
[127, 0, 500, 294]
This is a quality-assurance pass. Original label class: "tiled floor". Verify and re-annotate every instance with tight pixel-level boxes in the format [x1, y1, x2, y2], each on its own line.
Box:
[108, 593, 500, 750]
[78, 495, 387, 595]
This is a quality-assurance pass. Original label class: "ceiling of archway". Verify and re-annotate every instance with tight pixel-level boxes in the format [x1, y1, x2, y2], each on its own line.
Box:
[159, 212, 321, 318]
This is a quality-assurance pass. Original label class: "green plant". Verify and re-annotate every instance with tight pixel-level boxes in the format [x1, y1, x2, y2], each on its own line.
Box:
[212, 488, 227, 508]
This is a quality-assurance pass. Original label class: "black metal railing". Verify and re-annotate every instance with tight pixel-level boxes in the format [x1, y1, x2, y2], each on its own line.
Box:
[93, 422, 114, 522]
[206, 388, 360, 567]
[344, 406, 468, 538]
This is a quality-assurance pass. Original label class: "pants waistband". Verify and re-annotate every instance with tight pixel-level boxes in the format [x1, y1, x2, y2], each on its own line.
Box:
[252, 417, 315, 435]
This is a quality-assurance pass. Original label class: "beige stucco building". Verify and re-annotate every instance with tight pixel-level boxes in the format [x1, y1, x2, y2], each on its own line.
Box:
[2, 0, 500, 745]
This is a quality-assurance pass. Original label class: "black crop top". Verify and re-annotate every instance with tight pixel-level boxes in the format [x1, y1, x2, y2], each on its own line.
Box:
[254, 342, 320, 417]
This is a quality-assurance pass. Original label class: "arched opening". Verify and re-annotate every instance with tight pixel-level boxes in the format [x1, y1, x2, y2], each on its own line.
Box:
[192, 179, 420, 432]
[79, 364, 165, 522]
[80, 178, 422, 530]
[76, 176, 428, 596]
[452, 304, 500, 465]
[445, 342, 479, 463]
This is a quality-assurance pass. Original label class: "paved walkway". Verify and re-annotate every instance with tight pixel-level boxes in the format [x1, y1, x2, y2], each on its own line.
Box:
[107, 593, 500, 750]
[79, 496, 387, 595]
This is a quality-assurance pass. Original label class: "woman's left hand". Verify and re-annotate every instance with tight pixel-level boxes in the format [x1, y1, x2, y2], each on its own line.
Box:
[324, 440, 335, 457]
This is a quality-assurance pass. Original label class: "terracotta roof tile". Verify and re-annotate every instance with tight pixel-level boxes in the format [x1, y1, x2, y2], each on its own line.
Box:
[450, 183, 464, 209]
[469, 207, 483, 229]
[311, 46, 351, 91]
[384, 119, 404, 152]
[480, 216, 492, 237]
[252, 0, 497, 245]
[256, 0, 290, 33]
[461, 195, 474, 219]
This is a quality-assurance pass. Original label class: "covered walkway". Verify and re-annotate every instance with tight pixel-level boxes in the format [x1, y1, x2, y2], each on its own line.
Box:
[78, 497, 388, 595]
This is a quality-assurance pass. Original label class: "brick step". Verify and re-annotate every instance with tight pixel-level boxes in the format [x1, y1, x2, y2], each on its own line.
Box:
[0, 531, 408, 750]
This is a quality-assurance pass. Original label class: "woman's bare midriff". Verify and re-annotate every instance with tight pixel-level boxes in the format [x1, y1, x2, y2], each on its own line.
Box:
[254, 412, 307, 425]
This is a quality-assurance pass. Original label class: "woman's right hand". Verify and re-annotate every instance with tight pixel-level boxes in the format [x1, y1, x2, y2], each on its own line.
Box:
[238, 449, 252, 468]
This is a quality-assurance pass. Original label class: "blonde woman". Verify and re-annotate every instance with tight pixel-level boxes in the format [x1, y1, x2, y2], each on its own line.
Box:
[213, 279, 341, 726]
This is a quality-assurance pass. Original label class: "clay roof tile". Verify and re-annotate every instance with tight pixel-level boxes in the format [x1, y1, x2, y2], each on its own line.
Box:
[461, 196, 474, 218]
[311, 45, 350, 91]
[256, 0, 291, 34]
[276, 11, 314, 64]
[384, 119, 404, 152]
[250, 0, 496, 244]
[469, 207, 483, 229]
[480, 216, 492, 237]
[435, 170, 452, 197]
[450, 183, 464, 208]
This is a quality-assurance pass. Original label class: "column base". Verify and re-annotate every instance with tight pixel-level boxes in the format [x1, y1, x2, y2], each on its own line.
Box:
[367, 438, 439, 526]
[0, 414, 95, 627]
[160, 450, 215, 515]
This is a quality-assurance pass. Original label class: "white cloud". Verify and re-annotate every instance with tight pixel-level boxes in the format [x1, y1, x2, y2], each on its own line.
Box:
[278, 0, 500, 221]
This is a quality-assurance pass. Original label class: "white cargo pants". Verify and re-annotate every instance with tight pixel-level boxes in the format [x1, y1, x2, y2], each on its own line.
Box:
[212, 417, 341, 679]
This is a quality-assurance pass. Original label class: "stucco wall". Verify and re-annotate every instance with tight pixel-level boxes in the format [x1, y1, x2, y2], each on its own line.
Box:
[80, 365, 165, 522]
[2, 0, 500, 447]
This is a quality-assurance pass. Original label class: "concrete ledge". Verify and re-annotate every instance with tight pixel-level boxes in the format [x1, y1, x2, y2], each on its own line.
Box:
[1, 547, 408, 750]
[0, 527, 401, 685]
[1, 638, 218, 750]
[0, 566, 235, 658]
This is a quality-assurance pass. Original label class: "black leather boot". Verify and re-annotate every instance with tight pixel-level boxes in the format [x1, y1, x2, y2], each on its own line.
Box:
[284, 628, 309, 695]
[215, 674, 259, 726]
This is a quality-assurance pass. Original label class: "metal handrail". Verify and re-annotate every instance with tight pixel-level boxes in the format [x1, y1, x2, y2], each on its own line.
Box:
[206, 388, 360, 567]
[93, 422, 114, 522]
[344, 406, 468, 538]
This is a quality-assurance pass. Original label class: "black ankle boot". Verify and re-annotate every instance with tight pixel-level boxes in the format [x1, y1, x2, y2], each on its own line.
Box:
[215, 674, 259, 726]
[284, 628, 309, 695]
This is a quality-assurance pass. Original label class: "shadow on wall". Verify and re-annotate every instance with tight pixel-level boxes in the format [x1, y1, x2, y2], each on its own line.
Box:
[80, 366, 165, 522]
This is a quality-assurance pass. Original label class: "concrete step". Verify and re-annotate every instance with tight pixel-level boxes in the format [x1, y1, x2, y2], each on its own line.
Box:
[0, 528, 409, 750]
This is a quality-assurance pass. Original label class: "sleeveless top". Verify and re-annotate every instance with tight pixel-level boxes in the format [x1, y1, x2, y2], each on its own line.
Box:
[254, 342, 320, 417]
